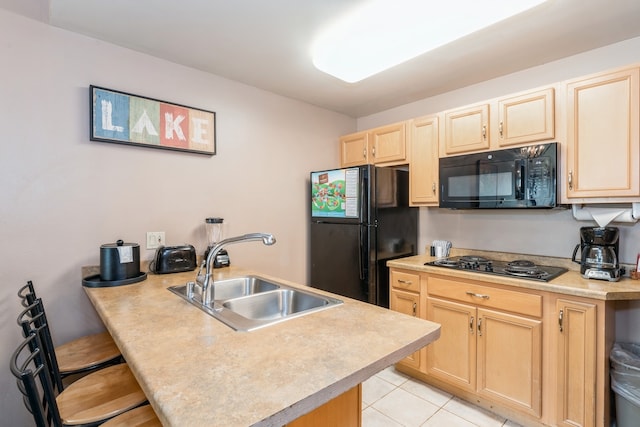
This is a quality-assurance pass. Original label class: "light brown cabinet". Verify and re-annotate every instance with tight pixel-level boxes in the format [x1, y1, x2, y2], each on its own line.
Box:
[564, 66, 640, 201]
[389, 266, 615, 427]
[426, 276, 543, 417]
[555, 298, 597, 427]
[408, 115, 439, 206]
[441, 87, 556, 156]
[339, 122, 407, 167]
[340, 131, 369, 167]
[390, 269, 425, 371]
[496, 87, 555, 147]
[442, 103, 490, 155]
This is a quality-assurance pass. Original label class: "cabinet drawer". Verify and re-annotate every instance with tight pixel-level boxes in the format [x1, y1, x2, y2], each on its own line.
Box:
[428, 276, 542, 318]
[391, 270, 421, 293]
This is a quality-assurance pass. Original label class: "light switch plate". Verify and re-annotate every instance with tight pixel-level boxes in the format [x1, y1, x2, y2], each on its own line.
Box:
[146, 231, 165, 249]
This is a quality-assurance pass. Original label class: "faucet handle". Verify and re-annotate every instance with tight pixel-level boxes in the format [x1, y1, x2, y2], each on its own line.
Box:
[186, 281, 196, 299]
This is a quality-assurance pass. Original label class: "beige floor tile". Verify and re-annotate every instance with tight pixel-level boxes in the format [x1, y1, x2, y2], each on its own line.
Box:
[375, 366, 411, 386]
[362, 374, 396, 407]
[372, 387, 439, 426]
[443, 397, 506, 427]
[400, 378, 453, 407]
[362, 406, 404, 427]
[421, 409, 478, 427]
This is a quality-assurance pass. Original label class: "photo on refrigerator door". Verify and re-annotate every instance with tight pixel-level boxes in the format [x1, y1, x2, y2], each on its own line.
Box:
[311, 168, 359, 218]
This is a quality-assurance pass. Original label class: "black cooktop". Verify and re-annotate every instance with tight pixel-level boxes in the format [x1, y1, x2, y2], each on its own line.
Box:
[425, 255, 567, 282]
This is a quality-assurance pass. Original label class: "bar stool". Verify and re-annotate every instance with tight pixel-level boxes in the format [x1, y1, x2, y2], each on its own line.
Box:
[16, 299, 155, 425]
[11, 331, 161, 427]
[18, 281, 122, 379]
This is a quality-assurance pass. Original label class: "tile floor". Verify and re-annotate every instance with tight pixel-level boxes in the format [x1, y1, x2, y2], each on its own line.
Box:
[362, 366, 522, 427]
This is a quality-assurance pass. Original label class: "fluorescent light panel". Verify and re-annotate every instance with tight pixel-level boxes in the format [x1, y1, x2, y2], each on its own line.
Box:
[312, 0, 549, 83]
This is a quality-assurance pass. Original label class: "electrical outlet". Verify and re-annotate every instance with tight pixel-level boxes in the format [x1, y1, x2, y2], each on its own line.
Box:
[146, 231, 165, 249]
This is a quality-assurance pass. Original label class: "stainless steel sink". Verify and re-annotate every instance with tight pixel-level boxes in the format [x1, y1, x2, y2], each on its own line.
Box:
[168, 276, 342, 331]
[211, 276, 281, 300]
[222, 289, 331, 321]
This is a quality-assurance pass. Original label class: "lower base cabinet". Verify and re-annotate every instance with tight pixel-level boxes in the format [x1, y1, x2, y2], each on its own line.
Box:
[555, 299, 597, 427]
[390, 268, 613, 427]
[286, 384, 361, 427]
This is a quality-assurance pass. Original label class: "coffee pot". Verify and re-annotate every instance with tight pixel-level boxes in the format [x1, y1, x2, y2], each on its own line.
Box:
[571, 226, 620, 281]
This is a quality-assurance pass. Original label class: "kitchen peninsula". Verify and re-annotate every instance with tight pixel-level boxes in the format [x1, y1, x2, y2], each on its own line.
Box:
[82, 267, 440, 426]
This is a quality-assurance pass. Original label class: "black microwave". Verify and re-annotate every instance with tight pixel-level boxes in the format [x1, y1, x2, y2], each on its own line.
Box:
[439, 143, 558, 209]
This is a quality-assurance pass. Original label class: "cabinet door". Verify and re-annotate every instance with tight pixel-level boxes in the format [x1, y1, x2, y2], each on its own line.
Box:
[565, 67, 640, 198]
[390, 288, 423, 371]
[477, 308, 542, 417]
[340, 131, 369, 167]
[444, 103, 490, 155]
[371, 122, 406, 164]
[497, 88, 555, 147]
[409, 115, 439, 206]
[426, 297, 476, 391]
[555, 299, 597, 427]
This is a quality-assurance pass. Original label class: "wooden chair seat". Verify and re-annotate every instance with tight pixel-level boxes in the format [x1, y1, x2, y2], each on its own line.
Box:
[102, 404, 162, 427]
[57, 363, 147, 425]
[16, 299, 149, 425]
[56, 330, 121, 374]
[18, 281, 122, 376]
[11, 332, 158, 427]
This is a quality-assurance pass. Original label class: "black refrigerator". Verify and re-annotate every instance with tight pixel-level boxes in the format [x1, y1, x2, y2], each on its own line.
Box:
[309, 165, 417, 308]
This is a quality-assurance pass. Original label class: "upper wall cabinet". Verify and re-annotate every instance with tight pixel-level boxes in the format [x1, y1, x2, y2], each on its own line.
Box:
[442, 103, 490, 155]
[564, 66, 640, 200]
[409, 115, 439, 206]
[340, 131, 369, 167]
[496, 88, 555, 147]
[441, 88, 556, 157]
[340, 122, 408, 167]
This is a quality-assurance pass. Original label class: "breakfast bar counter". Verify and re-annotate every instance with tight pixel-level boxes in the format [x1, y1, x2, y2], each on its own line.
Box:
[83, 267, 440, 426]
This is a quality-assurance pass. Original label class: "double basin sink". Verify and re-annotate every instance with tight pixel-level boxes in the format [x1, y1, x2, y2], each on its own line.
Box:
[168, 275, 343, 331]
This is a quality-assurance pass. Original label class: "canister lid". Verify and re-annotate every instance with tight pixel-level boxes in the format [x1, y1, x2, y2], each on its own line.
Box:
[101, 240, 139, 248]
[206, 217, 224, 223]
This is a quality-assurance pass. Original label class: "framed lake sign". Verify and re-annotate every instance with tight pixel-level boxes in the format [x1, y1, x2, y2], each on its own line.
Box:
[90, 85, 216, 155]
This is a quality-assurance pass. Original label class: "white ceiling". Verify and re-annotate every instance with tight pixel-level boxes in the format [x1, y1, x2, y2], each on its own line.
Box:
[4, 0, 640, 117]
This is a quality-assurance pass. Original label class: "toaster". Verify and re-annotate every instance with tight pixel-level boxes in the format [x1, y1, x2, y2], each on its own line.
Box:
[151, 245, 197, 274]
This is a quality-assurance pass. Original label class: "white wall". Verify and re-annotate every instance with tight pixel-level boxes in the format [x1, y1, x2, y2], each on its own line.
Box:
[0, 10, 354, 425]
[358, 36, 640, 344]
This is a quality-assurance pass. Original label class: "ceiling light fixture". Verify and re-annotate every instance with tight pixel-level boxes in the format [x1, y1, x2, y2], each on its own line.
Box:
[312, 0, 549, 83]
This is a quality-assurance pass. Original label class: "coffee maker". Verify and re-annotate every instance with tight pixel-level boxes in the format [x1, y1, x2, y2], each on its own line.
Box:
[571, 226, 620, 281]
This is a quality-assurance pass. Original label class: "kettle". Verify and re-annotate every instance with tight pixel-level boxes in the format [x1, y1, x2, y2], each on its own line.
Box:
[571, 226, 620, 281]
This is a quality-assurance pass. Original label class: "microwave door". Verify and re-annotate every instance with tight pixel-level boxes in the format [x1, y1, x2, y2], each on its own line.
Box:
[478, 161, 517, 208]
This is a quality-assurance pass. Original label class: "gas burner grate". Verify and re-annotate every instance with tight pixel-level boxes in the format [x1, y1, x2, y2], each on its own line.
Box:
[425, 256, 568, 282]
[459, 255, 490, 264]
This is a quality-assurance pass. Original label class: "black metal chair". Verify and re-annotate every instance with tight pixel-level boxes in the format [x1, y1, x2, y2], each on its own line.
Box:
[10, 332, 61, 427]
[11, 330, 160, 427]
[17, 281, 122, 379]
[16, 299, 153, 425]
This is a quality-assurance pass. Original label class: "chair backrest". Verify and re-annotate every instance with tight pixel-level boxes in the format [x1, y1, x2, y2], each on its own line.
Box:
[17, 280, 37, 307]
[17, 299, 65, 393]
[10, 332, 63, 427]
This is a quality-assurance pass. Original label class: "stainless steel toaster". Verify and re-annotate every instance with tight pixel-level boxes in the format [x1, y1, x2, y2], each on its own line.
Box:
[151, 245, 197, 274]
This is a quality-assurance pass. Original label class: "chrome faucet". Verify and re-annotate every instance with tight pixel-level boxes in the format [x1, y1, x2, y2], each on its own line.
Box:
[193, 233, 276, 305]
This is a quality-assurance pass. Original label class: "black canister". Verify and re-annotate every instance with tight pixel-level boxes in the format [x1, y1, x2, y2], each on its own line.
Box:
[100, 240, 141, 281]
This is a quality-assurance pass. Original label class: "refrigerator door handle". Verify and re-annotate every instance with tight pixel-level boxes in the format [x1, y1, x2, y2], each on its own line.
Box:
[358, 225, 366, 280]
